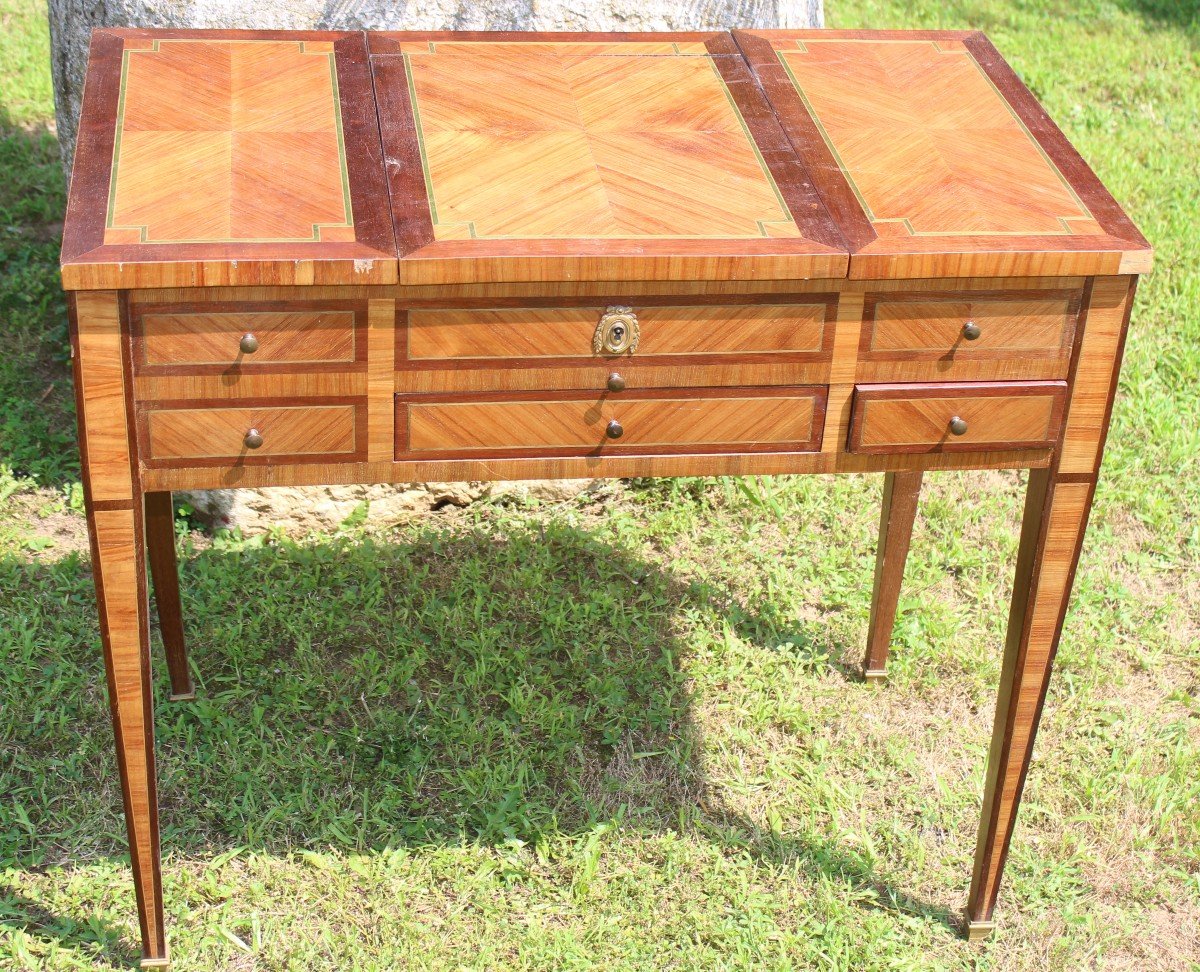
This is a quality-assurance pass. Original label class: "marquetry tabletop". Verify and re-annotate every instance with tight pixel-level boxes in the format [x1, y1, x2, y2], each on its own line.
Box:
[61, 28, 1150, 290]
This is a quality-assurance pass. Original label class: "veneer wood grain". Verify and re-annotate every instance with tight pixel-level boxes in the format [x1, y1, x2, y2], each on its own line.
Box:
[1058, 275, 1136, 475]
[848, 382, 1067, 454]
[968, 471, 1096, 932]
[396, 386, 825, 458]
[70, 291, 167, 967]
[395, 361, 831, 395]
[139, 445, 1054, 493]
[136, 304, 362, 369]
[142, 401, 364, 464]
[370, 31, 849, 284]
[144, 491, 192, 700]
[732, 30, 1152, 279]
[405, 303, 833, 361]
[863, 470, 923, 680]
[61, 30, 396, 290]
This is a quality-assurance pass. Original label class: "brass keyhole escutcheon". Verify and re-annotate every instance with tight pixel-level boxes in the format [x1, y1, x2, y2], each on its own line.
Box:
[594, 306, 639, 356]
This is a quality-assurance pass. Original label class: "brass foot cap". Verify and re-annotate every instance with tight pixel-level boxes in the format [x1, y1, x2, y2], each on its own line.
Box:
[863, 669, 888, 684]
[966, 920, 997, 942]
[140, 958, 171, 970]
[169, 683, 196, 702]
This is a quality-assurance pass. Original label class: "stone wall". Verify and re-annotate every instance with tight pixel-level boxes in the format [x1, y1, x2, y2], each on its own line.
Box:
[48, 0, 822, 531]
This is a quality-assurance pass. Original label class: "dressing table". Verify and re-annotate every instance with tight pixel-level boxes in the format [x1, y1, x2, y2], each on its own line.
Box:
[60, 27, 1150, 966]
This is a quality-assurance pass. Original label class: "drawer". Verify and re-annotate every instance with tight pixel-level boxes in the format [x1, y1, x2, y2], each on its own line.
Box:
[857, 290, 1080, 382]
[403, 301, 835, 363]
[847, 382, 1067, 454]
[142, 401, 365, 465]
[395, 387, 827, 458]
[134, 301, 367, 371]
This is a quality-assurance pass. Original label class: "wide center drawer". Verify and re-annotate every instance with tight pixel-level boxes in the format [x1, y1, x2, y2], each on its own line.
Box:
[398, 300, 836, 394]
[395, 387, 827, 458]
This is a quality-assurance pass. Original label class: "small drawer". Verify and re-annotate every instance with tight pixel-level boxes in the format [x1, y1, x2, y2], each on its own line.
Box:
[142, 401, 365, 465]
[404, 301, 835, 363]
[857, 290, 1080, 382]
[134, 301, 366, 371]
[847, 382, 1067, 454]
[395, 387, 826, 458]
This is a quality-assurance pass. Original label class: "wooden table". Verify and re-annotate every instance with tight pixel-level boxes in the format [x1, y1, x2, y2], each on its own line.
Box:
[60, 28, 1150, 967]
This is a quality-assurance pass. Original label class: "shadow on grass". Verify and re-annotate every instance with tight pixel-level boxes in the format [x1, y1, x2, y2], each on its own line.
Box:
[1, 514, 956, 964]
[1117, 0, 1200, 35]
[0, 110, 75, 488]
[0, 891, 140, 969]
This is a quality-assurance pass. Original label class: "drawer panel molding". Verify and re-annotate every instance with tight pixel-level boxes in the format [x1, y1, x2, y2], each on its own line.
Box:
[404, 301, 836, 364]
[396, 387, 826, 458]
[134, 301, 368, 372]
[856, 290, 1081, 382]
[847, 382, 1067, 454]
[141, 400, 367, 466]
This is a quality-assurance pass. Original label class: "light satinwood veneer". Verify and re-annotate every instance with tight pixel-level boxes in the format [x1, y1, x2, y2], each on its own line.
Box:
[143, 402, 363, 463]
[405, 303, 833, 362]
[61, 27, 1149, 968]
[848, 381, 1067, 454]
[396, 387, 824, 457]
[138, 308, 359, 368]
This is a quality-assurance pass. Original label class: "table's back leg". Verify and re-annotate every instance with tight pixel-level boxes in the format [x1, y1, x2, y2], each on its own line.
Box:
[965, 467, 1095, 938]
[863, 470, 923, 682]
[145, 491, 193, 701]
[72, 292, 169, 967]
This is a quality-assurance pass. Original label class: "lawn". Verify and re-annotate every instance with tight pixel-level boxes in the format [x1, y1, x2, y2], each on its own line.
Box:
[1, 0, 1198, 969]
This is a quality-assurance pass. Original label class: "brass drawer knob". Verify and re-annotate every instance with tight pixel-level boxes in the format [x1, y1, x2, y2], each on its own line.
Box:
[606, 372, 626, 392]
[594, 306, 639, 355]
[949, 415, 969, 436]
[244, 428, 264, 450]
[606, 419, 624, 440]
[962, 320, 982, 341]
[239, 333, 260, 354]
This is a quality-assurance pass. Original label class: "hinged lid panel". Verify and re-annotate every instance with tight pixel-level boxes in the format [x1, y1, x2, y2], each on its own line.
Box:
[370, 32, 848, 285]
[735, 29, 1151, 279]
[61, 29, 396, 290]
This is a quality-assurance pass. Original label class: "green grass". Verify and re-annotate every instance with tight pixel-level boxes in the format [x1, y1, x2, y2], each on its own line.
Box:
[1, 0, 1199, 969]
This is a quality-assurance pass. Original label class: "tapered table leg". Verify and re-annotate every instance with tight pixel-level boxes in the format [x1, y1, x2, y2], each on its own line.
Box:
[966, 467, 1096, 939]
[145, 491, 193, 701]
[863, 470, 923, 682]
[73, 291, 169, 967]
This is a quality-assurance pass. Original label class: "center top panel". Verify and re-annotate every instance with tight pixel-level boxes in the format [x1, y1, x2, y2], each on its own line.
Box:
[369, 32, 848, 285]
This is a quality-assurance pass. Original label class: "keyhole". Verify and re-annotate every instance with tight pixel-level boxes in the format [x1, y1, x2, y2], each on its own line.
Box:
[611, 324, 625, 343]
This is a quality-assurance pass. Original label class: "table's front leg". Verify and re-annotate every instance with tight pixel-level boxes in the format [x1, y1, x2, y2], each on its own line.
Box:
[72, 292, 168, 967]
[966, 466, 1095, 938]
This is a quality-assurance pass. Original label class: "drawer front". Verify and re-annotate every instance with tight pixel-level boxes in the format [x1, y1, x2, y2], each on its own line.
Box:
[404, 302, 834, 362]
[396, 387, 826, 458]
[847, 382, 1067, 454]
[135, 301, 366, 370]
[143, 402, 365, 465]
[857, 291, 1080, 382]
